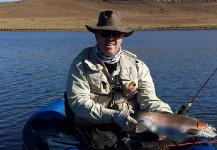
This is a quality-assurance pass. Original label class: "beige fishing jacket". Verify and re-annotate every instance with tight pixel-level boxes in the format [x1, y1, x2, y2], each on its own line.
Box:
[66, 47, 173, 127]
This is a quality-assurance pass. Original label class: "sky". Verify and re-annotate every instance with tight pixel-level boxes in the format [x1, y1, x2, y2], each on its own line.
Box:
[0, 0, 21, 2]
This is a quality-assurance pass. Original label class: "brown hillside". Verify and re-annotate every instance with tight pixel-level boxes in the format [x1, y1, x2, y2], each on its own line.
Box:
[0, 0, 217, 31]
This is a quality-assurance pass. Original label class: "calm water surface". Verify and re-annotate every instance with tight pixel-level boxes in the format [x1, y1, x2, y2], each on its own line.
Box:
[0, 31, 217, 149]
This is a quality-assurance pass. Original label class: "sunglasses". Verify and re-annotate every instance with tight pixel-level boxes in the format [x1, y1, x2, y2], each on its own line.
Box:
[98, 31, 123, 38]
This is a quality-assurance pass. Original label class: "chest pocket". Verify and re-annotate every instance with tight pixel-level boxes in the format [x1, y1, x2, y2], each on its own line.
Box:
[119, 59, 138, 98]
[85, 60, 109, 94]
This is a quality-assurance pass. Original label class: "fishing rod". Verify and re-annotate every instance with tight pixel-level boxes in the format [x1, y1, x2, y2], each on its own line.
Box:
[135, 139, 217, 150]
[161, 139, 217, 149]
[177, 67, 217, 115]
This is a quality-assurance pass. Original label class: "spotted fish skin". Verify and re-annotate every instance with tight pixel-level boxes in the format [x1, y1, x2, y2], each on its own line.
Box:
[133, 112, 217, 142]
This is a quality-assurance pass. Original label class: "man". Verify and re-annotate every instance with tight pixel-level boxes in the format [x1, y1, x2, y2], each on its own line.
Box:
[65, 10, 173, 149]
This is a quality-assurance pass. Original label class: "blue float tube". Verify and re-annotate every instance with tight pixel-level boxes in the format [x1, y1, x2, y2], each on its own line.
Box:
[190, 138, 217, 150]
[23, 99, 80, 150]
[31, 99, 65, 121]
[191, 146, 217, 150]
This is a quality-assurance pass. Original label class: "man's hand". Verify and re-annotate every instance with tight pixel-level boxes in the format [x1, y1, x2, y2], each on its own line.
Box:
[112, 110, 138, 132]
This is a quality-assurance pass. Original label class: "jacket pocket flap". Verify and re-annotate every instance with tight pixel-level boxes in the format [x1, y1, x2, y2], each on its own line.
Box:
[85, 60, 103, 71]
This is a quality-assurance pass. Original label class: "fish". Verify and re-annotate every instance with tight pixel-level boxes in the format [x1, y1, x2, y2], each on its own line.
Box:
[133, 111, 217, 142]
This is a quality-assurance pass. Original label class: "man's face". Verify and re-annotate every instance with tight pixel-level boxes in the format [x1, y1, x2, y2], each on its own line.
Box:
[95, 30, 124, 57]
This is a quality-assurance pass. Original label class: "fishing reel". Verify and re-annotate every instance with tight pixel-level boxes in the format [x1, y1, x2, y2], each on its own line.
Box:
[177, 103, 191, 115]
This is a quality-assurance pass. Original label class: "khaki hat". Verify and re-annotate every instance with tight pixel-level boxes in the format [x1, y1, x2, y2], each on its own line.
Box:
[85, 10, 134, 37]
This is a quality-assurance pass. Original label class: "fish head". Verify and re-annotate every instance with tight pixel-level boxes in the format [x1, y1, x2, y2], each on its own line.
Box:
[193, 122, 217, 138]
[180, 122, 217, 142]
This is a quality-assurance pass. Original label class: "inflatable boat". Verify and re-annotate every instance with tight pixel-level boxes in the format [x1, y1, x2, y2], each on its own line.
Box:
[22, 99, 88, 150]
[22, 99, 217, 150]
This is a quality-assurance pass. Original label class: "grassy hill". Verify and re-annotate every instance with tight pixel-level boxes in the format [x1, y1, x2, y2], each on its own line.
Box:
[0, 0, 217, 31]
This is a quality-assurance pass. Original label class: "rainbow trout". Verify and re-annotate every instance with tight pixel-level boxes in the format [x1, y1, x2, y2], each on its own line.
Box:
[134, 112, 217, 142]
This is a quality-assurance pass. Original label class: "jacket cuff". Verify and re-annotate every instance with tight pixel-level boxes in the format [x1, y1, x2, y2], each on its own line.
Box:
[102, 109, 117, 123]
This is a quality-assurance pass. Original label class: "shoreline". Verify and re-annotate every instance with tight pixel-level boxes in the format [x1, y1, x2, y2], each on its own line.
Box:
[0, 0, 217, 31]
[1, 25, 217, 32]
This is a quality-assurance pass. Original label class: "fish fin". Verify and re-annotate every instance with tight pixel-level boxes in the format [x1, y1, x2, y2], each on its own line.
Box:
[136, 122, 149, 133]
[186, 129, 199, 135]
[158, 134, 167, 140]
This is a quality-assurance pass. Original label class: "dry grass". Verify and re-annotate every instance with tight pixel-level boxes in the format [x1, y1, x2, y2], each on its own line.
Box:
[0, 0, 217, 31]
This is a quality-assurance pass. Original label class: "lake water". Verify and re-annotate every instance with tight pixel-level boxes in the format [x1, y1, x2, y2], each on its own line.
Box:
[0, 31, 217, 149]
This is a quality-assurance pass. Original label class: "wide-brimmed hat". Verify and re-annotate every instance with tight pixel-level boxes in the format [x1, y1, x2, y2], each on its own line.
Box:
[85, 10, 134, 37]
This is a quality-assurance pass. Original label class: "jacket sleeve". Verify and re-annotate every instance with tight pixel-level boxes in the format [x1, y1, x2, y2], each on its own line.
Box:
[136, 60, 173, 113]
[66, 55, 116, 125]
